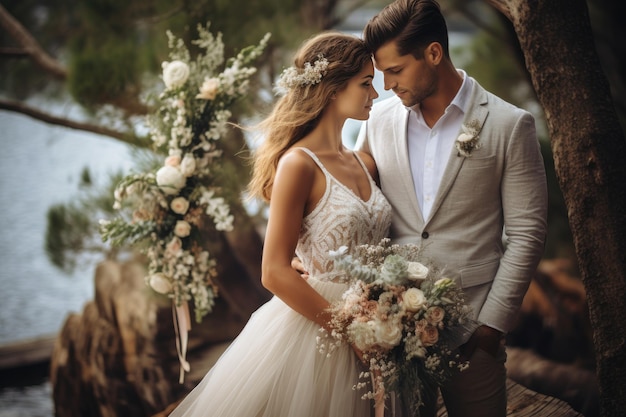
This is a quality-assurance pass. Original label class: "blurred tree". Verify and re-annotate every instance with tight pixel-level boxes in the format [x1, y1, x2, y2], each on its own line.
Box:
[0, 3, 373, 415]
[0, 0, 371, 284]
[483, 1, 626, 416]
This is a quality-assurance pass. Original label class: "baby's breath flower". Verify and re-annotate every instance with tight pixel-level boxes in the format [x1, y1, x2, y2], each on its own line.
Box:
[275, 55, 329, 94]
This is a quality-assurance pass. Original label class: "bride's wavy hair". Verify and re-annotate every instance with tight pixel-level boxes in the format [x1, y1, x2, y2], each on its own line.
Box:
[247, 32, 371, 202]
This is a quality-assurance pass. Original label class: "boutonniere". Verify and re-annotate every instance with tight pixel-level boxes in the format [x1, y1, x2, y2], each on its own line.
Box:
[456, 120, 482, 157]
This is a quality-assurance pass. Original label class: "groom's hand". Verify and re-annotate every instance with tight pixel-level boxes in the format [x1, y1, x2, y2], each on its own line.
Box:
[291, 256, 309, 280]
[460, 325, 503, 360]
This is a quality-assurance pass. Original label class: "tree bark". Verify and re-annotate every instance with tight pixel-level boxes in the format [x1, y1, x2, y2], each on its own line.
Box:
[485, 0, 626, 415]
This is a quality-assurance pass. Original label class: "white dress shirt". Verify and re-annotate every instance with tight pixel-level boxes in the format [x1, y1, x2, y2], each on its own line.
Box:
[407, 70, 474, 221]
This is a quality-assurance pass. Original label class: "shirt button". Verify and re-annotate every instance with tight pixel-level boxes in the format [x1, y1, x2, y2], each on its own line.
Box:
[421, 231, 429, 239]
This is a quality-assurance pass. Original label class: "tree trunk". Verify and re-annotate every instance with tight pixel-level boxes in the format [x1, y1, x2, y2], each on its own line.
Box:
[486, 0, 626, 415]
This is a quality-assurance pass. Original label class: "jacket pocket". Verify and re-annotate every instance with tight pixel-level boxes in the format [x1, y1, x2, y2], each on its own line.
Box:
[459, 259, 499, 288]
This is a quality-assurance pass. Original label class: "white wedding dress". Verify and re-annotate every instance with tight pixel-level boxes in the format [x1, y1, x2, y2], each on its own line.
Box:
[169, 147, 392, 417]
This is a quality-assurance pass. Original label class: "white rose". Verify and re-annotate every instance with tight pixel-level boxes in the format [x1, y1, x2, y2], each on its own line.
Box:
[174, 220, 191, 238]
[162, 60, 190, 90]
[374, 319, 403, 350]
[149, 273, 172, 294]
[156, 165, 186, 195]
[196, 77, 220, 100]
[349, 321, 377, 351]
[180, 154, 196, 177]
[170, 197, 190, 215]
[457, 132, 474, 143]
[403, 287, 426, 312]
[407, 261, 429, 281]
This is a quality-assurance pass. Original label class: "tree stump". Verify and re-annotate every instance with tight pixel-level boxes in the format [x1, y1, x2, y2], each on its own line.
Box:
[49, 256, 258, 417]
[50, 260, 177, 416]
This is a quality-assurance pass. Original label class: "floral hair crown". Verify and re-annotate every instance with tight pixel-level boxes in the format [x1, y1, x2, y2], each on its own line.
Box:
[275, 55, 329, 94]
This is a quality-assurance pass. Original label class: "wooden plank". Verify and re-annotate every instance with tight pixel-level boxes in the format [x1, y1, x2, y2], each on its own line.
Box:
[434, 378, 583, 416]
[0, 334, 56, 371]
[1, 335, 586, 417]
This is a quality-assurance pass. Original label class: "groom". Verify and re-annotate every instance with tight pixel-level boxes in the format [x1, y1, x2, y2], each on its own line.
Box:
[356, 0, 548, 416]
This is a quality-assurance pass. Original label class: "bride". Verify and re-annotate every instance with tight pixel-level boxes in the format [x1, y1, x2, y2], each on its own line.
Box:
[169, 32, 390, 417]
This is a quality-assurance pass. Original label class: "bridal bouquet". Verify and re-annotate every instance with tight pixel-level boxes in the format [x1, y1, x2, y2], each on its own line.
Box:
[100, 24, 269, 323]
[318, 239, 477, 416]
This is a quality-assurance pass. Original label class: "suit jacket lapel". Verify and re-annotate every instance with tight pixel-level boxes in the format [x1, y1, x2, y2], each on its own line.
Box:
[425, 83, 489, 227]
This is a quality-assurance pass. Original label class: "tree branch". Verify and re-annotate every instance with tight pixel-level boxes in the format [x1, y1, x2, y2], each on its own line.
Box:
[0, 3, 67, 79]
[483, 0, 510, 17]
[0, 98, 150, 148]
[0, 47, 29, 57]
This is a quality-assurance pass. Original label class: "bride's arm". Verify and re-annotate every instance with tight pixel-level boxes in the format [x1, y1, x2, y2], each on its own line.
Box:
[260, 150, 332, 329]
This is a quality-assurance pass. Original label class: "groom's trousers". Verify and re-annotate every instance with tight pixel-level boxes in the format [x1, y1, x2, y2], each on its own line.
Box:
[400, 343, 507, 417]
[440, 344, 507, 417]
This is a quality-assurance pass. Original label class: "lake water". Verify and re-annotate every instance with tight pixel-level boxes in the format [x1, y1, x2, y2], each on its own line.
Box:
[0, 110, 135, 416]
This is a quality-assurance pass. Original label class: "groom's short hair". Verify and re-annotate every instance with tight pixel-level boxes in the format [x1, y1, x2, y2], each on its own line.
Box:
[364, 0, 450, 59]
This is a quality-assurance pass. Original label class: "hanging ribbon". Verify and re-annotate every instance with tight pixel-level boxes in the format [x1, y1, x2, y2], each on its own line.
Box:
[173, 301, 192, 383]
[372, 370, 385, 417]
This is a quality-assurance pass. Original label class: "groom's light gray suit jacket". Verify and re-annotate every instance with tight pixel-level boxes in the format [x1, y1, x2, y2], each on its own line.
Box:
[357, 78, 548, 333]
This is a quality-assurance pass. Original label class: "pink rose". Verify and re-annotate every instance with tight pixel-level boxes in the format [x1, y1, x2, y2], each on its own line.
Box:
[166, 237, 182, 256]
[196, 77, 220, 100]
[426, 306, 445, 326]
[419, 324, 439, 347]
[165, 155, 181, 167]
[174, 220, 191, 238]
[170, 197, 190, 215]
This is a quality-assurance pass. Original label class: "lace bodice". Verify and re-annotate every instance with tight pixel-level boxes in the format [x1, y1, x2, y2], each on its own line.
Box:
[295, 148, 392, 281]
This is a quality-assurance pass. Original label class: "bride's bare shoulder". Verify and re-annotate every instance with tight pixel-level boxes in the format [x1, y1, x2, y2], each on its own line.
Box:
[276, 147, 318, 178]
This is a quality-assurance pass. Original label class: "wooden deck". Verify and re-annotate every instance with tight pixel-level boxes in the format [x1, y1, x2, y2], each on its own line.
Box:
[2, 336, 584, 416]
[432, 378, 584, 416]
[503, 379, 583, 416]
[191, 342, 584, 417]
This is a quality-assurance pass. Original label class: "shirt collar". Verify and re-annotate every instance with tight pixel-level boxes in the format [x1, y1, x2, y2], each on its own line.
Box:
[449, 69, 472, 115]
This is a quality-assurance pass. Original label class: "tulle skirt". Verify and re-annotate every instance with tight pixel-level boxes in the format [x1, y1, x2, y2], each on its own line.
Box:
[169, 278, 374, 417]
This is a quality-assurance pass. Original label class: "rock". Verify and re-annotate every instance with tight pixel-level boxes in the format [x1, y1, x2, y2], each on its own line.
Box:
[50, 259, 178, 417]
[50, 261, 247, 417]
